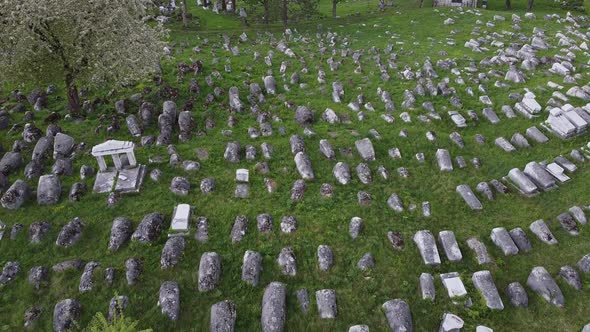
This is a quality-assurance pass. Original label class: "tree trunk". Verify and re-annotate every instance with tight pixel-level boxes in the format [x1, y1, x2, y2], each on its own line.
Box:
[263, 0, 269, 24]
[527, 0, 533, 11]
[332, 0, 337, 18]
[181, 0, 188, 27]
[65, 76, 81, 117]
[221, 0, 226, 11]
[282, 0, 288, 28]
[505, 0, 511, 9]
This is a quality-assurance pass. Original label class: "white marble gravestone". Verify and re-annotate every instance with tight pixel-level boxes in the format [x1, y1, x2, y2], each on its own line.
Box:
[170, 204, 191, 236]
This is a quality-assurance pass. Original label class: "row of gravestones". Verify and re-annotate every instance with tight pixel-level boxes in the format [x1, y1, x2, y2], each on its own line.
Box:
[457, 147, 585, 210]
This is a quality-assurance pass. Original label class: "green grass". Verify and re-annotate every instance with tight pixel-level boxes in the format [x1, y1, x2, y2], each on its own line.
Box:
[1, 1, 590, 331]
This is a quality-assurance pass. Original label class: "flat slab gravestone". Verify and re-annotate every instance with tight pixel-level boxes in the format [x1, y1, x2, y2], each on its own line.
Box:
[438, 231, 463, 262]
[115, 166, 146, 193]
[440, 272, 468, 298]
[490, 227, 519, 256]
[170, 204, 191, 234]
[93, 171, 117, 193]
[456, 184, 483, 210]
[413, 230, 441, 266]
[472, 270, 504, 310]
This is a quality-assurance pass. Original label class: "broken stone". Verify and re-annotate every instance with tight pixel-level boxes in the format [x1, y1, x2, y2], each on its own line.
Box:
[55, 218, 85, 248]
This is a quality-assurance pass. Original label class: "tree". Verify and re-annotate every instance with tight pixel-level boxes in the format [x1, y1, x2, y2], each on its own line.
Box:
[282, 0, 288, 27]
[181, 0, 189, 28]
[332, 0, 341, 18]
[505, 0, 511, 9]
[0, 0, 166, 116]
[527, 0, 534, 10]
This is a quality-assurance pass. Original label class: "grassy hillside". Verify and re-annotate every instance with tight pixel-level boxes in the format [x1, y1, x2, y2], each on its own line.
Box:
[1, 1, 590, 331]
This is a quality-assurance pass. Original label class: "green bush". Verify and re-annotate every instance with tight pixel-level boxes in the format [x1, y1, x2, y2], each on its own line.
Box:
[84, 311, 152, 332]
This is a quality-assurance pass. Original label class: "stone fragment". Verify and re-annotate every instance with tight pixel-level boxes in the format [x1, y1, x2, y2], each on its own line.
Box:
[357, 253, 375, 270]
[333, 162, 351, 185]
[296, 288, 310, 314]
[108, 296, 129, 322]
[131, 212, 165, 244]
[277, 247, 297, 276]
[125, 258, 142, 285]
[261, 282, 287, 332]
[108, 217, 132, 251]
[456, 184, 483, 210]
[210, 300, 237, 332]
[0, 261, 20, 286]
[79, 261, 100, 292]
[420, 273, 435, 300]
[1, 179, 31, 209]
[413, 230, 441, 266]
[28, 266, 48, 289]
[530, 219, 558, 245]
[527, 266, 564, 307]
[440, 272, 467, 298]
[160, 237, 185, 269]
[317, 245, 333, 271]
[242, 250, 262, 286]
[199, 252, 221, 292]
[387, 231, 404, 250]
[29, 221, 51, 244]
[578, 254, 590, 273]
[387, 193, 404, 212]
[355, 138, 375, 161]
[24, 306, 42, 329]
[559, 265, 582, 290]
[472, 270, 504, 310]
[509, 228, 532, 252]
[52, 260, 83, 273]
[294, 152, 314, 180]
[438, 313, 463, 332]
[316, 289, 337, 319]
[490, 227, 519, 256]
[158, 281, 180, 321]
[170, 176, 190, 195]
[349, 325, 369, 332]
[349, 217, 363, 239]
[382, 299, 413, 332]
[53, 299, 81, 332]
[55, 218, 84, 248]
[506, 282, 528, 307]
[230, 215, 248, 243]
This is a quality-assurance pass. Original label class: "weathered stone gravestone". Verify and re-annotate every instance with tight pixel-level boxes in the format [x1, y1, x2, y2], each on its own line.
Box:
[472, 270, 504, 310]
[261, 282, 286, 332]
[527, 266, 564, 307]
[414, 230, 441, 266]
[382, 299, 413, 332]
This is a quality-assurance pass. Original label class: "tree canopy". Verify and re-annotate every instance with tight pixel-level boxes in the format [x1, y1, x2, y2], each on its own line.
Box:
[0, 0, 167, 115]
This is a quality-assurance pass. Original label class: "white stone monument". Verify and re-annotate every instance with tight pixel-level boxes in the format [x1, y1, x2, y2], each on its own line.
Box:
[170, 204, 191, 236]
[91, 140, 145, 194]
